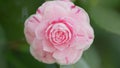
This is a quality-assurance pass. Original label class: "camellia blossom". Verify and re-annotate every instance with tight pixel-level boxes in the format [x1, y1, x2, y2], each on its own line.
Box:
[24, 0, 94, 65]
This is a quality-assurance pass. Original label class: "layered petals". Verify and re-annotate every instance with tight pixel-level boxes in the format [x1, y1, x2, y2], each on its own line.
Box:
[53, 48, 83, 65]
[24, 14, 41, 44]
[24, 0, 94, 65]
[30, 39, 55, 63]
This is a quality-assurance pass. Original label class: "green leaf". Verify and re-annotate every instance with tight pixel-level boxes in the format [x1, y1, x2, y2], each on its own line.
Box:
[94, 28, 120, 68]
[0, 25, 7, 68]
[0, 0, 45, 41]
[90, 7, 120, 35]
[60, 59, 89, 68]
[83, 46, 101, 68]
[45, 64, 57, 68]
[74, 59, 90, 68]
[6, 51, 27, 68]
[98, 0, 120, 8]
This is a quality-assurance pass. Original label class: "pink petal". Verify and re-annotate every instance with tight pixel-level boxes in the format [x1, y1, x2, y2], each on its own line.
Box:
[43, 5, 67, 20]
[30, 39, 55, 64]
[70, 26, 87, 48]
[35, 22, 57, 52]
[53, 47, 83, 65]
[30, 47, 55, 64]
[42, 40, 56, 52]
[83, 26, 94, 50]
[35, 20, 47, 40]
[70, 6, 90, 24]
[70, 25, 94, 50]
[24, 14, 41, 44]
[73, 49, 83, 63]
[40, 1, 70, 20]
[53, 44, 69, 51]
[24, 28, 35, 44]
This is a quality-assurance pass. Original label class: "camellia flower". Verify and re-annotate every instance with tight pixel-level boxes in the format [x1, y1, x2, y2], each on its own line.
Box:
[24, 0, 94, 65]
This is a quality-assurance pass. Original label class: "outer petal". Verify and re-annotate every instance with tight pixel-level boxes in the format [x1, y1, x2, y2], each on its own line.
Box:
[53, 47, 83, 65]
[53, 44, 69, 51]
[24, 14, 41, 44]
[83, 25, 94, 50]
[71, 25, 94, 50]
[73, 49, 83, 63]
[70, 6, 90, 24]
[30, 39, 55, 64]
[42, 40, 56, 52]
[70, 27, 87, 49]
[35, 20, 47, 40]
[37, 1, 74, 20]
[42, 2, 68, 20]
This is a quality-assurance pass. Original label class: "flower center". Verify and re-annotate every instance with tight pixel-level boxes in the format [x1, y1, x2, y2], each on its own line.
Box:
[46, 21, 72, 45]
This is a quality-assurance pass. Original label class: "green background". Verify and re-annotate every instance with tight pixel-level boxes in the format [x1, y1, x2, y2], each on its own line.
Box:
[0, 0, 120, 68]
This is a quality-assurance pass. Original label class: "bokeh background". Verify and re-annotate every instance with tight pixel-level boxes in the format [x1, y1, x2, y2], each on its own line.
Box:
[0, 0, 120, 68]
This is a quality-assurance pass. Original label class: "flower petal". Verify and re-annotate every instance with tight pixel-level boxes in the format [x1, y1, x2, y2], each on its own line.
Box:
[42, 40, 56, 52]
[35, 20, 47, 40]
[83, 26, 94, 50]
[30, 39, 55, 64]
[70, 25, 94, 50]
[53, 47, 83, 65]
[24, 14, 41, 44]
[41, 1, 69, 20]
[70, 6, 90, 24]
[54, 44, 69, 51]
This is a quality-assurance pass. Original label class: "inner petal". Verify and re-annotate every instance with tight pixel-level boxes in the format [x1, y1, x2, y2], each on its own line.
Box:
[45, 21, 72, 46]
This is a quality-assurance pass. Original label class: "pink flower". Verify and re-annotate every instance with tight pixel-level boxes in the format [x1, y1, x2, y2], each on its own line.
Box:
[24, 0, 94, 65]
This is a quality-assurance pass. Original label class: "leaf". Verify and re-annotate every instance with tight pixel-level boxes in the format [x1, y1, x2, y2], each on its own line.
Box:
[98, 0, 120, 8]
[94, 28, 120, 68]
[0, 0, 45, 41]
[6, 51, 27, 68]
[45, 64, 57, 68]
[74, 59, 90, 68]
[0, 25, 7, 68]
[90, 7, 120, 35]
[60, 59, 90, 68]
[83, 46, 101, 68]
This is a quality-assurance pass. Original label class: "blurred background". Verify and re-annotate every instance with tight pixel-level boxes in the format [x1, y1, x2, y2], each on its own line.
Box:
[0, 0, 120, 68]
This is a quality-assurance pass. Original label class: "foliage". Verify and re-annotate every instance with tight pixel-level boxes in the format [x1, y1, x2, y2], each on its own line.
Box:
[0, 0, 120, 68]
